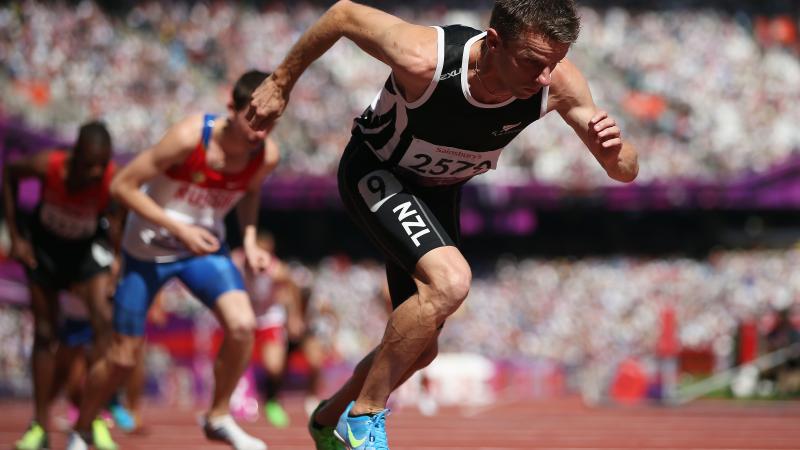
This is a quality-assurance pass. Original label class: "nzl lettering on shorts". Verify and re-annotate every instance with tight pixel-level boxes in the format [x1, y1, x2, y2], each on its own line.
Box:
[393, 201, 430, 247]
[357, 171, 431, 247]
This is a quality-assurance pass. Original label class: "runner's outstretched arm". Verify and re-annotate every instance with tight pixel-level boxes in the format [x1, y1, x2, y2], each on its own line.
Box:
[246, 0, 437, 131]
[548, 58, 639, 183]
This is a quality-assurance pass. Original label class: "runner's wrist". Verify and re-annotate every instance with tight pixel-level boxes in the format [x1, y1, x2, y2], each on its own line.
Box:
[270, 68, 293, 93]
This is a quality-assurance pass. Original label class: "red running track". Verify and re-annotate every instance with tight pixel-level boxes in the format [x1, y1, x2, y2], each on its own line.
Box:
[2, 395, 800, 449]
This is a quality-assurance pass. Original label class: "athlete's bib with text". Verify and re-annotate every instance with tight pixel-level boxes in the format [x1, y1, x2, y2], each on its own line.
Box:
[396, 138, 502, 186]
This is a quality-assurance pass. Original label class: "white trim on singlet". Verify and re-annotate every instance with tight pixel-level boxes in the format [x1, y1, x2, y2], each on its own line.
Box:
[539, 85, 550, 118]
[405, 26, 444, 109]
[460, 32, 517, 109]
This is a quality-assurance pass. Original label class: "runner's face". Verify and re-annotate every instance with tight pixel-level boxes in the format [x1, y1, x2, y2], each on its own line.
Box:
[494, 29, 570, 99]
[71, 145, 110, 188]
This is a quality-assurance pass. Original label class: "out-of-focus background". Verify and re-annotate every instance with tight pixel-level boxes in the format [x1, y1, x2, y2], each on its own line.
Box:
[2, 0, 800, 442]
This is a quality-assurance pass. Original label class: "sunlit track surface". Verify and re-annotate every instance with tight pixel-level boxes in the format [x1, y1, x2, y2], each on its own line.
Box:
[2, 396, 800, 449]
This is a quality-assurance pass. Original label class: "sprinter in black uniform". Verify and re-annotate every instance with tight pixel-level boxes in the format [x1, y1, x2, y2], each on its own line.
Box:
[247, 1, 638, 449]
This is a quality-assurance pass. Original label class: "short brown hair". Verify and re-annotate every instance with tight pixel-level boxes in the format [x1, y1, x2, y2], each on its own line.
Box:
[490, 0, 580, 44]
[232, 70, 270, 111]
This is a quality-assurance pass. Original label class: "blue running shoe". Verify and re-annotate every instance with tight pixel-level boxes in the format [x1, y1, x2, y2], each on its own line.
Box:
[333, 402, 389, 450]
[109, 404, 136, 432]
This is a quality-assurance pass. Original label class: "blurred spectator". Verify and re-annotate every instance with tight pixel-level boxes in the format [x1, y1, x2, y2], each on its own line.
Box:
[765, 309, 800, 353]
[2, 1, 799, 187]
[761, 309, 800, 394]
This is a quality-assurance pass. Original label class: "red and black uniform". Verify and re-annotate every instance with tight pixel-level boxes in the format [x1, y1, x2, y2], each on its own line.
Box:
[28, 150, 116, 288]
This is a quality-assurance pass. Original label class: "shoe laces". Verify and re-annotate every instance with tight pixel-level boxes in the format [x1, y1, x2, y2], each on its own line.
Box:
[368, 409, 390, 449]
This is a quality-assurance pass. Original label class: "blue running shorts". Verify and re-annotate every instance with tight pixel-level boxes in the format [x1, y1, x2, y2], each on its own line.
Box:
[113, 249, 245, 336]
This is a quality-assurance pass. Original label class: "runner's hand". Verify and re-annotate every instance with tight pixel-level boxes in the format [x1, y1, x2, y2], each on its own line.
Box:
[245, 75, 288, 133]
[588, 110, 623, 162]
[176, 224, 220, 255]
[10, 238, 37, 269]
[244, 243, 272, 274]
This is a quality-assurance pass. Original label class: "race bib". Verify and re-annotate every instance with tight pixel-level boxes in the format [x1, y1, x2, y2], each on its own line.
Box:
[397, 137, 503, 185]
[39, 203, 97, 239]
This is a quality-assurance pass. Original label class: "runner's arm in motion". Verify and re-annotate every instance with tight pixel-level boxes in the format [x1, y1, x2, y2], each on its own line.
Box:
[110, 114, 220, 254]
[2, 151, 51, 268]
[547, 59, 639, 183]
[103, 200, 127, 254]
[236, 137, 280, 273]
[246, 0, 437, 131]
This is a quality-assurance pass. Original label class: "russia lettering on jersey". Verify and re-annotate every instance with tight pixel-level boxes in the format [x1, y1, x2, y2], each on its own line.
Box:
[38, 150, 114, 240]
[122, 117, 265, 262]
[173, 183, 240, 210]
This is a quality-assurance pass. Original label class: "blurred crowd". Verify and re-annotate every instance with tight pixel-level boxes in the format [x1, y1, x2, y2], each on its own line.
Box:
[0, 304, 33, 395]
[3, 248, 799, 396]
[2, 1, 799, 186]
[304, 250, 800, 367]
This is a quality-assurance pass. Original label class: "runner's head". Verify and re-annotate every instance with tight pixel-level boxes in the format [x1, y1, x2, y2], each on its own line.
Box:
[70, 121, 112, 189]
[485, 0, 580, 98]
[229, 70, 271, 146]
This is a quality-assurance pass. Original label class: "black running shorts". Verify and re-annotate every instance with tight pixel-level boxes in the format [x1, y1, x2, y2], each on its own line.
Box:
[338, 137, 462, 308]
[26, 221, 113, 290]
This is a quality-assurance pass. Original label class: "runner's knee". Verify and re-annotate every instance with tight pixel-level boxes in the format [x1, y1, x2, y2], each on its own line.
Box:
[224, 316, 256, 344]
[33, 328, 57, 350]
[423, 263, 471, 319]
[214, 290, 256, 344]
[107, 335, 144, 369]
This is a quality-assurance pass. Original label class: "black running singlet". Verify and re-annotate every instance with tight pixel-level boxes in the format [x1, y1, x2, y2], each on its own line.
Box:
[351, 25, 548, 187]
